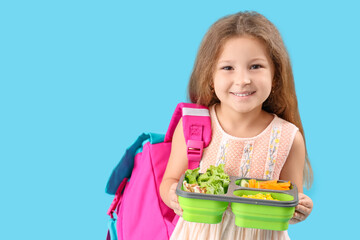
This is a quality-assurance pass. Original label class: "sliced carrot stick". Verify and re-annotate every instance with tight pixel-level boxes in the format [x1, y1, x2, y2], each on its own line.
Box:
[247, 179, 291, 190]
[249, 179, 256, 188]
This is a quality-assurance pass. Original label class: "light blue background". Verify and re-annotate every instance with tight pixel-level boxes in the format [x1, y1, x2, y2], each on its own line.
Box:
[1, 1, 359, 239]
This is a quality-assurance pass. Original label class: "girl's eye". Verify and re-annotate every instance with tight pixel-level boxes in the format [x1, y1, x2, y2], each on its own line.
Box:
[250, 64, 262, 70]
[222, 66, 234, 70]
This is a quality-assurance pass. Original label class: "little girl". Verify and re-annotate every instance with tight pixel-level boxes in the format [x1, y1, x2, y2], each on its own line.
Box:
[160, 11, 313, 239]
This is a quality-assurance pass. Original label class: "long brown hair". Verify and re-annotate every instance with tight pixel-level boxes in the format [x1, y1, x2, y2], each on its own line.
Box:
[188, 11, 313, 189]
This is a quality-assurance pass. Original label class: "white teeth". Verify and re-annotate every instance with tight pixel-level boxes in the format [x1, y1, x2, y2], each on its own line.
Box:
[233, 92, 253, 97]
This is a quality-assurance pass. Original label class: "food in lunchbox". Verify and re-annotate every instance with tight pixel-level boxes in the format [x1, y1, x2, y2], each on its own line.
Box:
[183, 164, 230, 195]
[240, 179, 291, 190]
[239, 179, 249, 188]
[182, 181, 207, 193]
[241, 193, 279, 201]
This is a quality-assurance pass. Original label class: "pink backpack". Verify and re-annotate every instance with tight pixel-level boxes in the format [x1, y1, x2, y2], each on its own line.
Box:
[105, 103, 212, 240]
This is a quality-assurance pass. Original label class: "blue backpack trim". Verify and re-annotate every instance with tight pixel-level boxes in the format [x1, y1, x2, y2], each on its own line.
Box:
[105, 132, 165, 195]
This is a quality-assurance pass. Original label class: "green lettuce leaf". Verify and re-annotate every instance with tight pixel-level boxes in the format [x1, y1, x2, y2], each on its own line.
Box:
[184, 164, 230, 195]
[184, 167, 200, 184]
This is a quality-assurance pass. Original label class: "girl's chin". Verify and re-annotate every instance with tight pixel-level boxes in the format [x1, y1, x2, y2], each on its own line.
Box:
[222, 104, 262, 115]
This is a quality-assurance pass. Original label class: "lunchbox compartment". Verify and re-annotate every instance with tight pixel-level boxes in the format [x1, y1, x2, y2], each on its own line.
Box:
[235, 178, 294, 191]
[178, 196, 228, 224]
[177, 176, 229, 224]
[232, 189, 295, 203]
[231, 190, 296, 231]
[231, 202, 295, 231]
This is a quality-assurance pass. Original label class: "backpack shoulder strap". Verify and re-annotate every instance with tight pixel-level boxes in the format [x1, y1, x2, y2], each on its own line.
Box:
[164, 102, 211, 169]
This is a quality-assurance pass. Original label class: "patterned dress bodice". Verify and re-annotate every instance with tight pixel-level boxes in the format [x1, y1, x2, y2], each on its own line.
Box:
[199, 105, 299, 180]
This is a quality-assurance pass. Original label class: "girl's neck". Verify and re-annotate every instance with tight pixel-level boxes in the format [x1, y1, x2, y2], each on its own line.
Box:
[215, 104, 274, 138]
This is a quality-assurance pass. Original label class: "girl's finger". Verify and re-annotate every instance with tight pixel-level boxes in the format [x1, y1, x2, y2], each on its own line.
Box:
[174, 209, 183, 217]
[170, 183, 177, 191]
[289, 218, 301, 224]
[295, 211, 306, 220]
[300, 199, 313, 208]
[173, 205, 183, 216]
[297, 193, 313, 208]
[171, 195, 178, 203]
[171, 200, 179, 209]
[296, 203, 310, 215]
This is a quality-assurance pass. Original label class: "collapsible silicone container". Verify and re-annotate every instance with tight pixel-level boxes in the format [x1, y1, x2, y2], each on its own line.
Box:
[176, 175, 298, 230]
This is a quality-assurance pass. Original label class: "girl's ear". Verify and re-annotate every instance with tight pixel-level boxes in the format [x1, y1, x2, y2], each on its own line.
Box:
[210, 85, 215, 95]
[271, 76, 278, 92]
[209, 79, 215, 92]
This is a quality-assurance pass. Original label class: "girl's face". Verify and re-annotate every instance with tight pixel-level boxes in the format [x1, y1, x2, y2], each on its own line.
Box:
[213, 36, 274, 116]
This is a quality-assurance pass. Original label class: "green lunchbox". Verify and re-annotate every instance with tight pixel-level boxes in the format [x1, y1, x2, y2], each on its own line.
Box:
[176, 175, 298, 231]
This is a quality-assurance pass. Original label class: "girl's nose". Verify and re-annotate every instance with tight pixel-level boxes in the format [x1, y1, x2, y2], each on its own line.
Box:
[234, 70, 251, 85]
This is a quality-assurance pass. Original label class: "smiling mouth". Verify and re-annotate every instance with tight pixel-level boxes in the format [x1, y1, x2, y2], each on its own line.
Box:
[231, 91, 255, 97]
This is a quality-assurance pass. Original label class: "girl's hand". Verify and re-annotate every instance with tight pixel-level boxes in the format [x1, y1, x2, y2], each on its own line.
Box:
[169, 182, 183, 216]
[289, 192, 313, 224]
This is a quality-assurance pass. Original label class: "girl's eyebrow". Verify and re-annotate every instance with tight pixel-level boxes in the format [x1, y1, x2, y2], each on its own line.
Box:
[250, 57, 268, 62]
[218, 58, 268, 64]
[217, 60, 234, 64]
